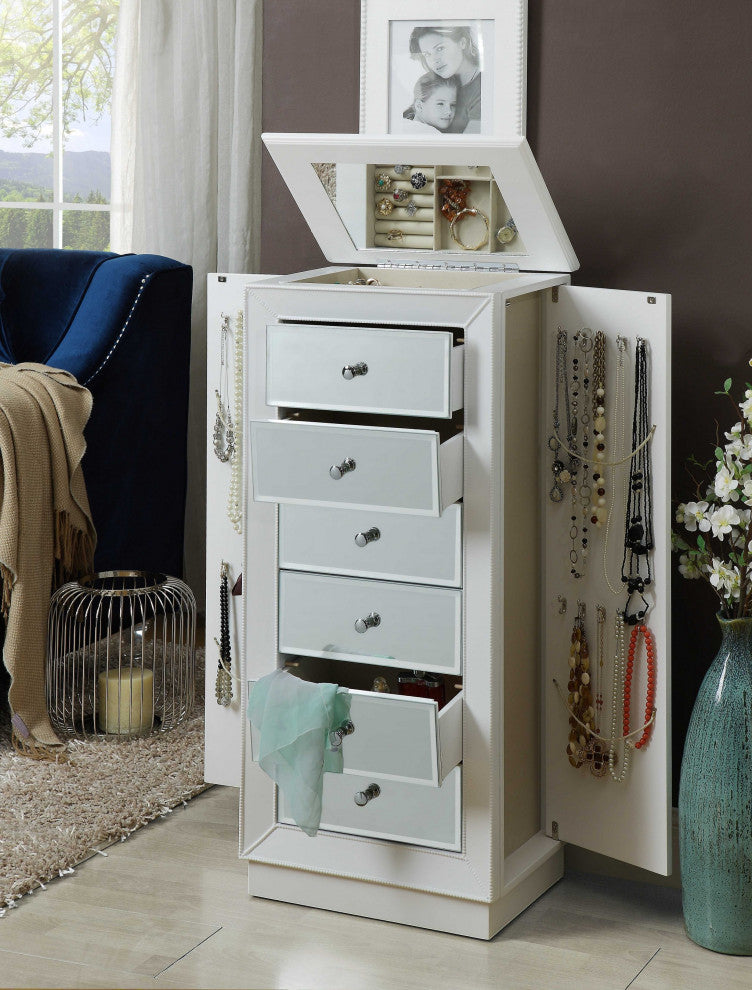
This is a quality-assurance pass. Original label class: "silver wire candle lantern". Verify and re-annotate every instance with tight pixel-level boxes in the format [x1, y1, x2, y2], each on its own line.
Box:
[46, 571, 196, 739]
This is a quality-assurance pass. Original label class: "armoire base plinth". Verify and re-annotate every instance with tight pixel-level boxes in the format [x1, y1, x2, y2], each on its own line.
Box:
[248, 846, 564, 941]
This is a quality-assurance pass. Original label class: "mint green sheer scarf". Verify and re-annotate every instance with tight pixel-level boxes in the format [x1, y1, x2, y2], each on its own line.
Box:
[247, 668, 352, 837]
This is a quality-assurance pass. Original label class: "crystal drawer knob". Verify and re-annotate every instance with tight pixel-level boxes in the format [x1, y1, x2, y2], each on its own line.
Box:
[342, 362, 368, 380]
[354, 783, 380, 806]
[354, 527, 380, 548]
[354, 612, 381, 634]
[329, 719, 355, 750]
[330, 457, 356, 480]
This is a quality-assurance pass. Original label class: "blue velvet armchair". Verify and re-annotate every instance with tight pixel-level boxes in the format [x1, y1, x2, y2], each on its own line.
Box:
[0, 249, 193, 577]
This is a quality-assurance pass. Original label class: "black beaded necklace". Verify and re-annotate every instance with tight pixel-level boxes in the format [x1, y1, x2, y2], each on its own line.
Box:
[622, 338, 653, 623]
[215, 561, 233, 705]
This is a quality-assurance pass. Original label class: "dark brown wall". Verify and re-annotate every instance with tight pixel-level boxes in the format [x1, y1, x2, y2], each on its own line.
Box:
[262, 0, 752, 800]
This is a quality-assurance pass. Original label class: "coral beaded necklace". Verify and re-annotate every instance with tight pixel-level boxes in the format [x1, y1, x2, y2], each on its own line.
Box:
[623, 623, 656, 750]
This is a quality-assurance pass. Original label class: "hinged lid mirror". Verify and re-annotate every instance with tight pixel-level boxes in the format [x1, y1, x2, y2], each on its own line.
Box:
[263, 134, 578, 273]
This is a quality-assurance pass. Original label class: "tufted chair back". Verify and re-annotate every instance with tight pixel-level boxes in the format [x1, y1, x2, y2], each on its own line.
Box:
[0, 248, 193, 577]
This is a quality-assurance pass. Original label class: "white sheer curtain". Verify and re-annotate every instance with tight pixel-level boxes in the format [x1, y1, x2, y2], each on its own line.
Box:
[111, 0, 262, 604]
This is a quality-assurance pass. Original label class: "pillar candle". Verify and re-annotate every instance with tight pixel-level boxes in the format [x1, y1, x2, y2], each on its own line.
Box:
[97, 667, 154, 734]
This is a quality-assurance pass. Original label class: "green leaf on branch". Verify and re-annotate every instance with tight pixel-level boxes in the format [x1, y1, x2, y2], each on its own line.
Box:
[697, 534, 706, 551]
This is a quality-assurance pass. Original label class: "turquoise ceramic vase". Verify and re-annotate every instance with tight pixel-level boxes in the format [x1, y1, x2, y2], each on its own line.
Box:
[679, 615, 752, 954]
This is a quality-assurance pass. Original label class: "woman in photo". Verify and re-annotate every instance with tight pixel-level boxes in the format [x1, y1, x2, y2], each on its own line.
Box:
[406, 25, 481, 134]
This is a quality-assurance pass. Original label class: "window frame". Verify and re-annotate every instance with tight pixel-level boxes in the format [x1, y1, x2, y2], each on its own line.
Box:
[0, 0, 111, 248]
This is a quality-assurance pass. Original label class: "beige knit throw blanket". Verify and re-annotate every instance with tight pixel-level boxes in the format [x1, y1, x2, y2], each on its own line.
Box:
[0, 363, 96, 755]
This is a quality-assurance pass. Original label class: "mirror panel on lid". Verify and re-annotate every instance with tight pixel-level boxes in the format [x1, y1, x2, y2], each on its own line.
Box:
[313, 162, 526, 257]
[262, 134, 579, 273]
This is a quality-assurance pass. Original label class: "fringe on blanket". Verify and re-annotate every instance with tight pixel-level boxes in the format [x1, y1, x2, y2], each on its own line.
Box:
[2, 510, 93, 761]
[0, 510, 94, 619]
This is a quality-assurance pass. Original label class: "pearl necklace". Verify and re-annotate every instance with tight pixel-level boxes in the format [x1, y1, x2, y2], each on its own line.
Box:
[227, 310, 244, 534]
[608, 611, 632, 782]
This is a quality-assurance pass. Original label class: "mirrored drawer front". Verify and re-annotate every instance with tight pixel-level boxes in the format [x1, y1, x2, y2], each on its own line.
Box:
[266, 323, 463, 418]
[279, 503, 462, 587]
[249, 685, 462, 787]
[278, 570, 462, 675]
[251, 420, 463, 516]
[279, 766, 462, 851]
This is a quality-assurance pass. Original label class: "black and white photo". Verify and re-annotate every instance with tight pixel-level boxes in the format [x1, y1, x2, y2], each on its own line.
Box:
[389, 21, 494, 136]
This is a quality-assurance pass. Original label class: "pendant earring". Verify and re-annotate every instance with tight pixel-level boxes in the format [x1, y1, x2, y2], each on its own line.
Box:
[213, 314, 236, 463]
[213, 392, 235, 463]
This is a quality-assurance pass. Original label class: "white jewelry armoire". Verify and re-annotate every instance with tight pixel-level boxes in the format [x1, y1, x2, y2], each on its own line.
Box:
[220, 130, 672, 940]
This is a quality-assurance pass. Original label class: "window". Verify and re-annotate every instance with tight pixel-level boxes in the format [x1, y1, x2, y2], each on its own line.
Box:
[0, 0, 119, 250]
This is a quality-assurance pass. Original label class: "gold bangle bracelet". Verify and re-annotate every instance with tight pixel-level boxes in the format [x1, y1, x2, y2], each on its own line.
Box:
[449, 207, 490, 251]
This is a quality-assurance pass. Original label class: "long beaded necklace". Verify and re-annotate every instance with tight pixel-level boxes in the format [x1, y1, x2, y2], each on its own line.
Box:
[227, 310, 244, 534]
[602, 335, 629, 596]
[567, 343, 583, 577]
[594, 602, 606, 727]
[622, 337, 653, 623]
[564, 602, 607, 777]
[213, 314, 235, 463]
[590, 330, 608, 529]
[574, 330, 593, 575]
[549, 328, 573, 502]
[566, 603, 593, 768]
[215, 561, 233, 706]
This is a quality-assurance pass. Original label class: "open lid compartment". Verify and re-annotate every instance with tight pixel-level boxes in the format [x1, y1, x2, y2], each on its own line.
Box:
[263, 134, 579, 274]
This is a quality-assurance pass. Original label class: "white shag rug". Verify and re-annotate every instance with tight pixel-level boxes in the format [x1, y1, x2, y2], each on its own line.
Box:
[0, 648, 208, 916]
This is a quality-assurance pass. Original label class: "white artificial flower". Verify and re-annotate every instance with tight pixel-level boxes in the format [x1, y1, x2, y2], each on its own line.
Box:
[709, 557, 728, 589]
[678, 554, 702, 579]
[744, 476, 752, 502]
[682, 500, 711, 533]
[710, 504, 741, 540]
[709, 558, 740, 599]
[725, 424, 743, 458]
[728, 433, 752, 461]
[727, 567, 742, 599]
[675, 503, 686, 525]
[715, 465, 740, 501]
[742, 389, 752, 424]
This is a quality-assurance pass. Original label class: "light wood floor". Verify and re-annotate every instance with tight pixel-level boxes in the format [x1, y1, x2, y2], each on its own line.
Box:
[0, 786, 748, 990]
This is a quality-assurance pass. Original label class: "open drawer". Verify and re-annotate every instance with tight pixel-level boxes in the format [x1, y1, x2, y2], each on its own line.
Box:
[249, 679, 462, 787]
[266, 323, 463, 418]
[250, 419, 463, 516]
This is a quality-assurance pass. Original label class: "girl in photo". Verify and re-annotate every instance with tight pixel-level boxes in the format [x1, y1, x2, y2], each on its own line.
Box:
[402, 73, 458, 133]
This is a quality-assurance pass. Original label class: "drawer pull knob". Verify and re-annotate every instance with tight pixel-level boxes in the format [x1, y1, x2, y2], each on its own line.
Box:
[330, 457, 356, 480]
[342, 362, 368, 380]
[354, 527, 380, 548]
[354, 784, 381, 806]
[354, 612, 381, 634]
[329, 719, 355, 750]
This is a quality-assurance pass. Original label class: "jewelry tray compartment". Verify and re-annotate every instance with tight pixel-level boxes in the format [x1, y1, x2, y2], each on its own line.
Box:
[362, 163, 521, 255]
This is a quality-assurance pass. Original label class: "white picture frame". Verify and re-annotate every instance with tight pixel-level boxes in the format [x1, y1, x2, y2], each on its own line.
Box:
[360, 0, 527, 138]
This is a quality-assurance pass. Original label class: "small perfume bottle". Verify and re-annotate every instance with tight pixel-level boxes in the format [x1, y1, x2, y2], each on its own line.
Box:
[397, 675, 427, 698]
[423, 676, 446, 710]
